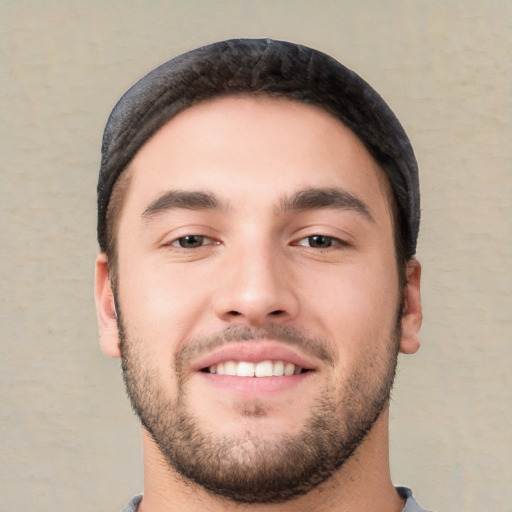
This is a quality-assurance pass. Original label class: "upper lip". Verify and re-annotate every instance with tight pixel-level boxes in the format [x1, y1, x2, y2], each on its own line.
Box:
[191, 340, 318, 372]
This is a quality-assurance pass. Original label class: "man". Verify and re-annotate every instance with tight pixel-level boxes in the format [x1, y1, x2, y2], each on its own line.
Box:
[95, 39, 426, 512]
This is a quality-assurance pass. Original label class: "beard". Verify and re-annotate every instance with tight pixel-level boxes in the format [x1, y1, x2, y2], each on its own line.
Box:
[118, 314, 401, 504]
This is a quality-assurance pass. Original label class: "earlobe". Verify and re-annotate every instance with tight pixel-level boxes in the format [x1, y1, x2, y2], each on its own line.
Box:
[95, 253, 121, 359]
[399, 258, 422, 355]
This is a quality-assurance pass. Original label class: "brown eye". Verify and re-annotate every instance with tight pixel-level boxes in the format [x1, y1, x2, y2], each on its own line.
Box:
[305, 235, 335, 248]
[175, 235, 207, 248]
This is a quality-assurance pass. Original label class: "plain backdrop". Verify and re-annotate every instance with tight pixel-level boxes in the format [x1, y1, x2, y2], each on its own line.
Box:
[1, 1, 511, 511]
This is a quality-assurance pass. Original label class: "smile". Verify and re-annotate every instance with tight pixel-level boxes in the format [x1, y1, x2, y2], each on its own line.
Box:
[205, 360, 305, 377]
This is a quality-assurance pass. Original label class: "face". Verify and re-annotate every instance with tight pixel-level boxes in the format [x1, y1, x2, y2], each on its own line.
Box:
[96, 96, 421, 503]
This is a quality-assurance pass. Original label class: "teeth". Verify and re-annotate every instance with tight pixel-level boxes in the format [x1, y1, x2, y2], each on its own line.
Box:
[237, 361, 255, 377]
[272, 361, 284, 376]
[255, 360, 273, 377]
[224, 361, 237, 376]
[284, 362, 295, 376]
[209, 360, 303, 377]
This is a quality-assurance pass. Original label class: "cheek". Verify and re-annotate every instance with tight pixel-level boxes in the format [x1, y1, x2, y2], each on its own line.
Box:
[116, 255, 215, 348]
[308, 260, 398, 311]
[298, 255, 400, 353]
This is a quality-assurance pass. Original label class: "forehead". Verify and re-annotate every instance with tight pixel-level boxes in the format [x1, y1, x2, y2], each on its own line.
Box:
[123, 95, 393, 219]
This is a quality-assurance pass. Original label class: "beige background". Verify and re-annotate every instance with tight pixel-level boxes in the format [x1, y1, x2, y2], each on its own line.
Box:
[1, 1, 511, 511]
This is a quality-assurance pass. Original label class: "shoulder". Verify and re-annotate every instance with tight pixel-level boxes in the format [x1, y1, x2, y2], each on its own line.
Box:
[121, 494, 143, 512]
[397, 487, 433, 512]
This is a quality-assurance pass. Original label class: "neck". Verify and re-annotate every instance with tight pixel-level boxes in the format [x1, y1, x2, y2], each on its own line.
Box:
[137, 408, 404, 512]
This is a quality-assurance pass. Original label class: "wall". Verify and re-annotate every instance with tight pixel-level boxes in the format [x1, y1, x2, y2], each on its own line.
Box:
[1, 1, 510, 511]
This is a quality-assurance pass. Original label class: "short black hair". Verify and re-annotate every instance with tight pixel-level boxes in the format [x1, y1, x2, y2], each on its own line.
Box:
[98, 38, 420, 263]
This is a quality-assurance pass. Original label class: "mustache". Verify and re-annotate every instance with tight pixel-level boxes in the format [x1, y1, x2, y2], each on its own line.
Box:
[174, 324, 336, 373]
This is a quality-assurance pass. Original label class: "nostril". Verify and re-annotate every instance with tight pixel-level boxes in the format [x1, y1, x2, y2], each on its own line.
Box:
[224, 309, 286, 319]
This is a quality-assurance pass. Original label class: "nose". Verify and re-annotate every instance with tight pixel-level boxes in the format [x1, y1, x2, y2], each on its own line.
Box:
[213, 242, 299, 326]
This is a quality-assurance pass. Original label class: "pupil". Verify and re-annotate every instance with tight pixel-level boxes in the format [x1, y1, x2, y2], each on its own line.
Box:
[310, 235, 331, 248]
[180, 235, 203, 248]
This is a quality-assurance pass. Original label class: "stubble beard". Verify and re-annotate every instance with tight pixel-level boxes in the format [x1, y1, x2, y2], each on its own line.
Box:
[118, 315, 401, 504]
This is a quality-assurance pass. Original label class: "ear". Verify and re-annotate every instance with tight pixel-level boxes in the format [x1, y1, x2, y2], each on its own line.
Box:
[94, 252, 121, 359]
[399, 258, 422, 355]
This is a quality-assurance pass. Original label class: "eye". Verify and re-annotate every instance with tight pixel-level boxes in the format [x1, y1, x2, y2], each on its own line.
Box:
[171, 235, 213, 248]
[296, 235, 343, 249]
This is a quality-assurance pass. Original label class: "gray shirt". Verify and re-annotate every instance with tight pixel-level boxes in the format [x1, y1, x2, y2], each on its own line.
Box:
[121, 487, 431, 511]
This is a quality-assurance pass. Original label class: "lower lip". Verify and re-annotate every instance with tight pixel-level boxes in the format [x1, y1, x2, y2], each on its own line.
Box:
[197, 371, 313, 395]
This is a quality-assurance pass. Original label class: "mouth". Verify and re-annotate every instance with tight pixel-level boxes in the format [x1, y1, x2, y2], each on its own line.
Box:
[191, 342, 318, 396]
[201, 360, 309, 377]
[193, 341, 317, 376]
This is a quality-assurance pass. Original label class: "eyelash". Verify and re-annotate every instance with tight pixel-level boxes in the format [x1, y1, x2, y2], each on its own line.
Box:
[294, 234, 348, 249]
[167, 234, 348, 250]
[170, 235, 217, 249]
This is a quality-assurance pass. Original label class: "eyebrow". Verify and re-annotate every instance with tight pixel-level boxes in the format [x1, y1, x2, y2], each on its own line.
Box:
[141, 187, 374, 222]
[142, 190, 226, 219]
[276, 187, 374, 221]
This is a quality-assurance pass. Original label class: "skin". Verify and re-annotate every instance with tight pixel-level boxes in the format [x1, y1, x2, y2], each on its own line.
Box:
[95, 96, 422, 512]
